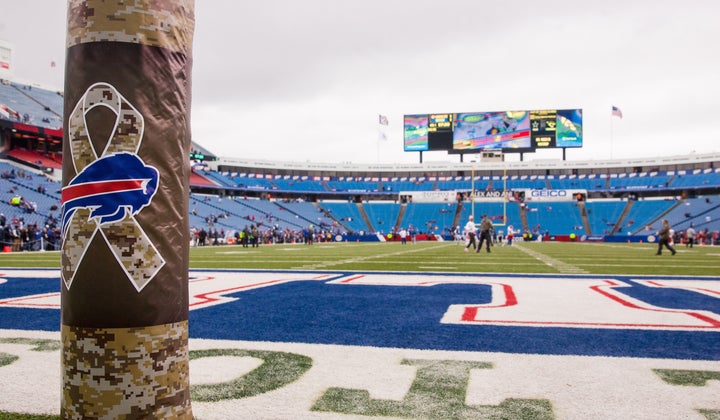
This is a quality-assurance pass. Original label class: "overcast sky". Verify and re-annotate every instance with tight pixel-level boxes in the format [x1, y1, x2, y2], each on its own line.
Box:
[1, 0, 719, 164]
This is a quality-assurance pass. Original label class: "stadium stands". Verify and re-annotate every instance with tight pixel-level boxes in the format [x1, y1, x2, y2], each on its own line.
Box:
[401, 202, 458, 235]
[319, 201, 370, 234]
[523, 201, 587, 237]
[609, 172, 673, 190]
[2, 79, 720, 248]
[326, 178, 380, 193]
[273, 199, 337, 229]
[660, 196, 720, 234]
[549, 174, 607, 191]
[382, 178, 435, 192]
[189, 170, 218, 187]
[0, 153, 718, 249]
[362, 202, 401, 233]
[6, 147, 61, 170]
[584, 200, 629, 236]
[671, 169, 720, 189]
[0, 81, 62, 129]
[272, 178, 328, 193]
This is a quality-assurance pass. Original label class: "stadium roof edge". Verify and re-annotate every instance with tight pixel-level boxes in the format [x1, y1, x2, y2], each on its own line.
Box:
[215, 152, 720, 174]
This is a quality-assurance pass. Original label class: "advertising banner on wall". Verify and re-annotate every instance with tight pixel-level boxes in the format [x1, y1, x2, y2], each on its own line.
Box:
[399, 190, 458, 203]
[522, 189, 587, 202]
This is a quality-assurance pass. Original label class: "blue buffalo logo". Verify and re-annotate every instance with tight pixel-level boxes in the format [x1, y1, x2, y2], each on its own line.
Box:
[62, 153, 159, 232]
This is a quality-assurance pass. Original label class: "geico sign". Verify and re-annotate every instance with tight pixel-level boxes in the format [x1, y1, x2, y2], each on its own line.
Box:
[525, 190, 585, 202]
[530, 190, 568, 197]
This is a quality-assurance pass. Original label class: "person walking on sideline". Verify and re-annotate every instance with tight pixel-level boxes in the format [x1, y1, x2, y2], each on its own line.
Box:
[656, 219, 676, 256]
[685, 225, 696, 248]
[477, 214, 493, 253]
[399, 227, 408, 245]
[463, 215, 477, 252]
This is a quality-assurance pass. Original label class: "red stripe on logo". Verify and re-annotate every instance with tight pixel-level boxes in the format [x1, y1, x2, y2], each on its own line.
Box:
[61, 179, 145, 203]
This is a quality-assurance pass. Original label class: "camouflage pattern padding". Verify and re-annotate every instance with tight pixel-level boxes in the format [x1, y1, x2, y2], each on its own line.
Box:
[61, 208, 96, 287]
[67, 0, 195, 52]
[100, 212, 164, 292]
[68, 82, 144, 171]
[61, 321, 192, 419]
[62, 0, 193, 416]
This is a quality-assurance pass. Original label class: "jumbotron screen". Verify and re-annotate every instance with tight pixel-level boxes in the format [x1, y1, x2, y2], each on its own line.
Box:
[403, 109, 582, 152]
[403, 114, 453, 151]
[453, 111, 531, 151]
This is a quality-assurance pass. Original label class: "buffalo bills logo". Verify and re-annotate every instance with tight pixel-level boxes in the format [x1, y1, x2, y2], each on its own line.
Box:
[62, 153, 159, 233]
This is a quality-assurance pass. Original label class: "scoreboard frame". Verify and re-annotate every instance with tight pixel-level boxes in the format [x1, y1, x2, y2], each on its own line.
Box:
[403, 108, 583, 155]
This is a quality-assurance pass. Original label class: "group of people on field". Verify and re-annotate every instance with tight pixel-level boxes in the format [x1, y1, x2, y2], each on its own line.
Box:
[655, 219, 714, 256]
[458, 214, 697, 257]
[463, 214, 496, 253]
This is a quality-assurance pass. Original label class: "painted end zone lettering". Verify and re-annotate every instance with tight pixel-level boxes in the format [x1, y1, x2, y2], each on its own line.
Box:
[0, 270, 718, 360]
[312, 359, 554, 419]
[441, 277, 720, 331]
[1, 265, 720, 419]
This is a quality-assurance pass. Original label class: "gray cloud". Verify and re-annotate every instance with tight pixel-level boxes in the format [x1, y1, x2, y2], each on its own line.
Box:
[1, 0, 719, 163]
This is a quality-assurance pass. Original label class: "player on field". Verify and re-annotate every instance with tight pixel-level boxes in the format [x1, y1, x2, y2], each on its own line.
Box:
[463, 215, 477, 252]
[656, 219, 677, 256]
[477, 214, 493, 253]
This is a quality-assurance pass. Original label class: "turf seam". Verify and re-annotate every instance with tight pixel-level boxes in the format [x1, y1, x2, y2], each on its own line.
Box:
[514, 244, 589, 274]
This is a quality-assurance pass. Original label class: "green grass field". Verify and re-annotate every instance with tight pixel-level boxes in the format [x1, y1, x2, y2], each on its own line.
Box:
[1, 240, 718, 419]
[5, 241, 718, 276]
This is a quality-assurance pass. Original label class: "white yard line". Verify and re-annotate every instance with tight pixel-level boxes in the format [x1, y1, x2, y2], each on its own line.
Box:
[295, 243, 453, 270]
[514, 244, 589, 274]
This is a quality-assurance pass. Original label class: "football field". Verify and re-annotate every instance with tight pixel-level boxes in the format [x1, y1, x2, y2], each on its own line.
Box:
[184, 240, 720, 276]
[0, 240, 717, 276]
[0, 241, 719, 419]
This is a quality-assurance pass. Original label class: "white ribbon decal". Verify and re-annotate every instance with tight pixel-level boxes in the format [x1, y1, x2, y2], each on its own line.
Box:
[61, 82, 165, 292]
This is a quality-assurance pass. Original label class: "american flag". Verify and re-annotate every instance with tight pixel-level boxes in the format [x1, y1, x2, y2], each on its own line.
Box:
[611, 106, 623, 119]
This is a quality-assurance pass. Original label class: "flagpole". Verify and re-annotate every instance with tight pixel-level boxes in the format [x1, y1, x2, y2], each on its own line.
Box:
[610, 114, 614, 160]
[610, 106, 623, 160]
[377, 132, 380, 163]
[377, 114, 389, 163]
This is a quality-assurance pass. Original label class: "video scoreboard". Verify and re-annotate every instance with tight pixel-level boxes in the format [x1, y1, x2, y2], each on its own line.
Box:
[403, 114, 454, 151]
[429, 114, 453, 132]
[530, 110, 556, 148]
[403, 108, 582, 153]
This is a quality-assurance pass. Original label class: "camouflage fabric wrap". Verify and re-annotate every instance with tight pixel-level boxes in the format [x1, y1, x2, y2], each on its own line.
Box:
[67, 0, 194, 51]
[61, 322, 191, 419]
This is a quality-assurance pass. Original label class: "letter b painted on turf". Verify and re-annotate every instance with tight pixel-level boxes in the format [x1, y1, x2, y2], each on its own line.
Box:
[312, 358, 553, 419]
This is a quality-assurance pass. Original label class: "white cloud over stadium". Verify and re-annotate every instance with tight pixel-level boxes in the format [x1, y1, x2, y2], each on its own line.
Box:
[1, 0, 719, 164]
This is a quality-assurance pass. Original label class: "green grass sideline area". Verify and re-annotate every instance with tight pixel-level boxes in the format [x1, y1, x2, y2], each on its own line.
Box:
[1, 241, 716, 276]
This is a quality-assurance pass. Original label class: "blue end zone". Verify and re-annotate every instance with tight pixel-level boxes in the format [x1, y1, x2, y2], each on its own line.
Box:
[0, 270, 718, 360]
[623, 279, 719, 313]
[0, 276, 60, 331]
[188, 280, 719, 360]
